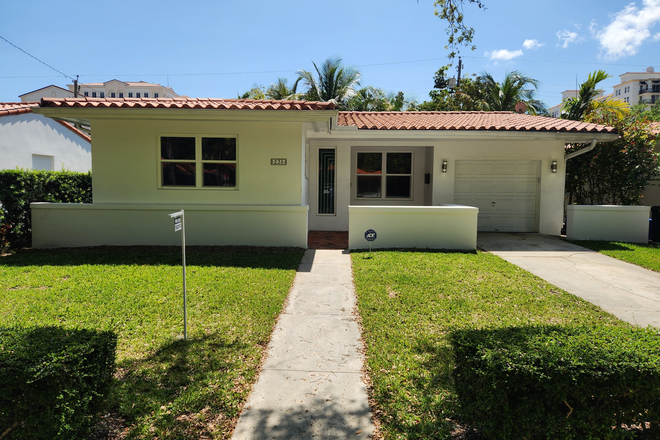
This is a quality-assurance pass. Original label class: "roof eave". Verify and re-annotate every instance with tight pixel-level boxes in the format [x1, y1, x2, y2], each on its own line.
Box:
[32, 106, 340, 126]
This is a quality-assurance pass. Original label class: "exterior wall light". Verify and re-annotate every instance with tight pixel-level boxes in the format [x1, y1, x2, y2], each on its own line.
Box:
[551, 160, 558, 173]
[442, 160, 448, 173]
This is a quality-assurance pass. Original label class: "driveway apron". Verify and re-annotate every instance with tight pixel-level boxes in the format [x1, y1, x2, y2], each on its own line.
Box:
[232, 249, 374, 440]
[478, 233, 660, 328]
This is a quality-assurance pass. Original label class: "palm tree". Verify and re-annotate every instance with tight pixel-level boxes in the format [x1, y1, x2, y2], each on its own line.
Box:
[480, 71, 547, 115]
[266, 78, 303, 100]
[561, 70, 628, 121]
[297, 57, 361, 108]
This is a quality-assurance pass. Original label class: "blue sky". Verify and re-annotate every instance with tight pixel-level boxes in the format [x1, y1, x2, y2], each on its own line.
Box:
[1, 0, 659, 108]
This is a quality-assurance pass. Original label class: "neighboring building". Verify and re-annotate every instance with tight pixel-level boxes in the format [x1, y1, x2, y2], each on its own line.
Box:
[68, 80, 179, 99]
[19, 80, 179, 102]
[548, 89, 605, 119]
[31, 97, 618, 249]
[549, 67, 659, 118]
[612, 67, 660, 107]
[19, 85, 74, 102]
[0, 102, 91, 172]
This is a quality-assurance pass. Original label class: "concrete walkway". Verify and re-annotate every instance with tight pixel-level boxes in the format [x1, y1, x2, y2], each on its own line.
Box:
[478, 233, 660, 328]
[232, 249, 374, 440]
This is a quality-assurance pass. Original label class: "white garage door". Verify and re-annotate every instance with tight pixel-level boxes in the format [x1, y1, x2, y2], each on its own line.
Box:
[454, 160, 539, 232]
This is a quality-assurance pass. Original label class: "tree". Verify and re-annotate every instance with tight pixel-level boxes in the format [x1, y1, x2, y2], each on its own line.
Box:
[344, 87, 409, 111]
[630, 101, 660, 122]
[434, 0, 486, 59]
[297, 57, 361, 109]
[561, 70, 628, 121]
[237, 84, 266, 100]
[480, 71, 547, 115]
[266, 78, 303, 100]
[565, 112, 659, 205]
[409, 65, 488, 111]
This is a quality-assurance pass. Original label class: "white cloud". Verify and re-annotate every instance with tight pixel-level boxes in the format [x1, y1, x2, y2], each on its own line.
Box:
[523, 39, 544, 50]
[595, 0, 660, 59]
[556, 30, 585, 48]
[485, 49, 524, 60]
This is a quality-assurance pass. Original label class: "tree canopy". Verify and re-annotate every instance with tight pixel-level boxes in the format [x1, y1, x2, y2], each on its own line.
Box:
[561, 70, 628, 121]
[410, 66, 546, 114]
[434, 0, 486, 59]
[564, 70, 658, 206]
[297, 57, 361, 108]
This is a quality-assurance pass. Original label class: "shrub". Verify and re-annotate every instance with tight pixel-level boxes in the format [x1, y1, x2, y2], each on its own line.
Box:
[0, 326, 117, 440]
[450, 325, 660, 439]
[0, 170, 92, 249]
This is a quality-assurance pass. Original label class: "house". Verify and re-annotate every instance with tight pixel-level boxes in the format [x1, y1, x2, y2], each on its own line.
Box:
[20, 80, 179, 102]
[69, 80, 179, 100]
[549, 67, 660, 116]
[0, 102, 91, 171]
[612, 67, 660, 107]
[19, 85, 74, 102]
[30, 97, 618, 250]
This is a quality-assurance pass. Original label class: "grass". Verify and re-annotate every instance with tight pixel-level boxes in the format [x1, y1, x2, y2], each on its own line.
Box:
[569, 240, 660, 273]
[0, 246, 304, 439]
[351, 250, 629, 439]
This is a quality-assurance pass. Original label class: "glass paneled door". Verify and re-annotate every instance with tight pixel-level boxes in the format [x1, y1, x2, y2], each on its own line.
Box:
[318, 149, 335, 214]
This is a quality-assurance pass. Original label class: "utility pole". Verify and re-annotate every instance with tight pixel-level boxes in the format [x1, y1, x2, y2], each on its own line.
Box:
[73, 75, 79, 98]
[457, 57, 463, 87]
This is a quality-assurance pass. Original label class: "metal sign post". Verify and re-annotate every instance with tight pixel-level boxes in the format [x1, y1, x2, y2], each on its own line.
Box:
[168, 210, 187, 340]
[364, 228, 377, 258]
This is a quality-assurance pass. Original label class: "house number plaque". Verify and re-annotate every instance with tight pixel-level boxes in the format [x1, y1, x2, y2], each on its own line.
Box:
[270, 158, 287, 165]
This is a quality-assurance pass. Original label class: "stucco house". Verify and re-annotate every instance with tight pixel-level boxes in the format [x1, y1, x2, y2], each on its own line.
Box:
[30, 97, 618, 250]
[0, 102, 91, 172]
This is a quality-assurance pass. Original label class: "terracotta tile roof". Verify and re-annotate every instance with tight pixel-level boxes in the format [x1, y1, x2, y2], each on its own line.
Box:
[0, 102, 39, 117]
[0, 101, 90, 142]
[39, 97, 336, 111]
[650, 121, 660, 135]
[338, 111, 617, 134]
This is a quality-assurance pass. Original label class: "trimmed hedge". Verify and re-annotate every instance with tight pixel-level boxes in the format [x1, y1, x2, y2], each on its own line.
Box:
[0, 169, 92, 249]
[451, 326, 660, 439]
[0, 326, 117, 440]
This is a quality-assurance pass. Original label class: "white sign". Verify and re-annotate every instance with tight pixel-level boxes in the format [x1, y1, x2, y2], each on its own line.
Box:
[174, 217, 182, 232]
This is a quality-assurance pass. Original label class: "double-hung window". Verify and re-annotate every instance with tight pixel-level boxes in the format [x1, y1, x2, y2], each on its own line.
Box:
[356, 152, 412, 199]
[160, 136, 237, 188]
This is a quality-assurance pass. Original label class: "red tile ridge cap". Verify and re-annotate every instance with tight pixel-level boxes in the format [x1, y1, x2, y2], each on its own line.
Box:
[39, 97, 336, 110]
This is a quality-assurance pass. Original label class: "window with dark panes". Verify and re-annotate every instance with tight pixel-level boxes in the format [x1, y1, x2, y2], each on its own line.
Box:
[161, 137, 196, 186]
[201, 138, 237, 187]
[160, 136, 237, 188]
[356, 152, 412, 199]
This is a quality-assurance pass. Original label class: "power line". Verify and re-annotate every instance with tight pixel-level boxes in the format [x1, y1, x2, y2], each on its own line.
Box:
[0, 35, 75, 81]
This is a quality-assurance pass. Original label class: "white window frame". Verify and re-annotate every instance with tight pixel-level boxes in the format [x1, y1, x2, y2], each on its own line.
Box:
[354, 150, 414, 201]
[157, 134, 239, 190]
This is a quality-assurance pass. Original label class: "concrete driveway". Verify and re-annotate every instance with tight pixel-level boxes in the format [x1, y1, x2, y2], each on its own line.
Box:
[477, 233, 660, 328]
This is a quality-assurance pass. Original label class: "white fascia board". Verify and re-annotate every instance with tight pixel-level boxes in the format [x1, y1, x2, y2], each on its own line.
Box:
[32, 107, 339, 126]
[306, 128, 620, 143]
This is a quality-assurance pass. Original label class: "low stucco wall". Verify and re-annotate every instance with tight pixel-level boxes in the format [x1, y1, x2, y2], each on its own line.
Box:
[348, 205, 478, 250]
[31, 203, 308, 248]
[566, 205, 650, 243]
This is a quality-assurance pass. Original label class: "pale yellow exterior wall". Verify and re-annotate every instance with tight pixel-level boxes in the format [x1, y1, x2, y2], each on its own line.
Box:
[348, 205, 478, 250]
[91, 118, 305, 205]
[31, 203, 308, 248]
[566, 205, 650, 243]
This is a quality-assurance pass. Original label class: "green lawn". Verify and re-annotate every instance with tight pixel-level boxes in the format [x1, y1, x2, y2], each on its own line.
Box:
[569, 240, 660, 273]
[351, 250, 629, 439]
[1, 246, 304, 439]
